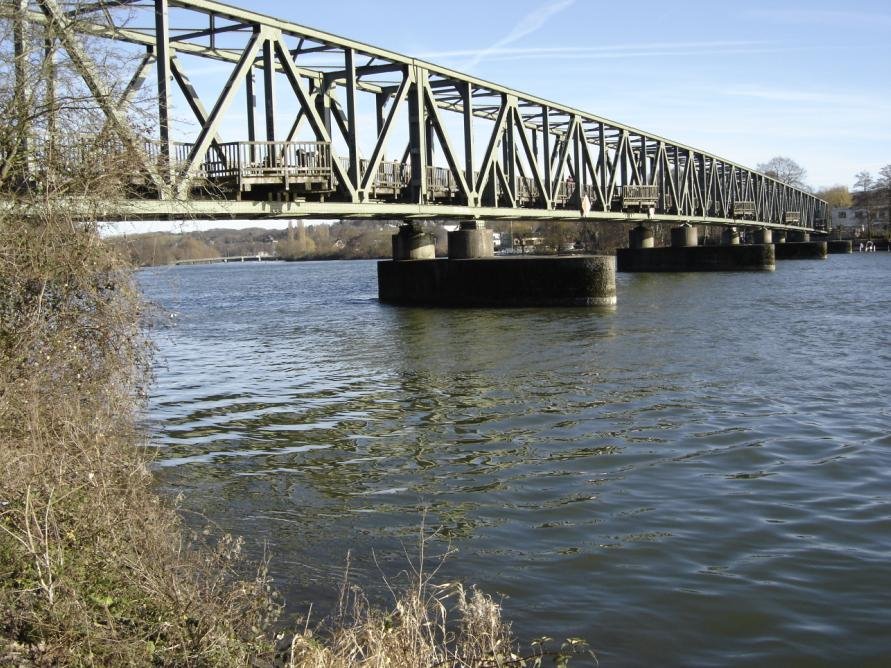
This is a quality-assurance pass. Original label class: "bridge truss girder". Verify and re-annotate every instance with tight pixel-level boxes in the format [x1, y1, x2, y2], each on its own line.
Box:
[19, 0, 828, 230]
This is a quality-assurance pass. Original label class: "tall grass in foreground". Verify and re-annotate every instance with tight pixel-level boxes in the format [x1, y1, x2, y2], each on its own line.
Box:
[0, 211, 279, 664]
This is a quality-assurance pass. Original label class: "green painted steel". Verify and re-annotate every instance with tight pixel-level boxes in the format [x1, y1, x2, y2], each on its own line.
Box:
[18, 0, 829, 230]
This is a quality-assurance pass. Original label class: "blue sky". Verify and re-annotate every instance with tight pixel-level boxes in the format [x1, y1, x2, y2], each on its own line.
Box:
[233, 0, 890, 191]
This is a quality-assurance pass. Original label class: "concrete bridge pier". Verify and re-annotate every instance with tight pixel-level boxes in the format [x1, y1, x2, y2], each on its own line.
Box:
[617, 223, 774, 272]
[448, 220, 494, 259]
[392, 222, 436, 260]
[753, 227, 772, 244]
[378, 220, 616, 307]
[774, 230, 787, 244]
[629, 225, 655, 249]
[827, 240, 853, 253]
[773, 229, 827, 260]
[721, 226, 741, 245]
[671, 223, 698, 247]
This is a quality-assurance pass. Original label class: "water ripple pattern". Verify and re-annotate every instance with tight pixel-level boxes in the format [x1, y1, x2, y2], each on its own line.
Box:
[140, 254, 891, 666]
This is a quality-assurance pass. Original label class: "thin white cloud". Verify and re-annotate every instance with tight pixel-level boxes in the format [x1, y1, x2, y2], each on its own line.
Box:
[423, 40, 766, 60]
[421, 41, 803, 66]
[722, 86, 837, 104]
[745, 8, 891, 28]
[722, 85, 891, 113]
[461, 0, 575, 70]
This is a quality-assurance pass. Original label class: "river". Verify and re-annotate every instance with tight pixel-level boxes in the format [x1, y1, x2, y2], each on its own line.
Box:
[140, 253, 891, 666]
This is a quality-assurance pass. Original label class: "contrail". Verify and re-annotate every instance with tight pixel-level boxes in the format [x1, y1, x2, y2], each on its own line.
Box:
[463, 0, 575, 70]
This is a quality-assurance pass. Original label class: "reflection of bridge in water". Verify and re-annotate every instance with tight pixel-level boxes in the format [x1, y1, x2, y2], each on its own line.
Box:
[16, 0, 827, 231]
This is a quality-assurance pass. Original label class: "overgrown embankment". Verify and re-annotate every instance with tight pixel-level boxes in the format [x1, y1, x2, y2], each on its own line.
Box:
[0, 215, 583, 667]
[0, 213, 279, 665]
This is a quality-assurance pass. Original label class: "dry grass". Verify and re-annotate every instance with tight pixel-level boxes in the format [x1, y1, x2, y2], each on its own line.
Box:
[0, 211, 280, 666]
[0, 211, 596, 668]
[286, 538, 595, 668]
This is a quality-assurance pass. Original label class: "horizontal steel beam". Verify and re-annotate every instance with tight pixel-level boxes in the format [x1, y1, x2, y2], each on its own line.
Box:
[92, 198, 823, 230]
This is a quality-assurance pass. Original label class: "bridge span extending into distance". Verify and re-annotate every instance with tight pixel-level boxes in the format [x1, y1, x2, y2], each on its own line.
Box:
[13, 0, 827, 232]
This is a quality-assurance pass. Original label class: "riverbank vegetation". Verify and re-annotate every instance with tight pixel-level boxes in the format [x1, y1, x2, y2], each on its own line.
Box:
[2, 209, 556, 666]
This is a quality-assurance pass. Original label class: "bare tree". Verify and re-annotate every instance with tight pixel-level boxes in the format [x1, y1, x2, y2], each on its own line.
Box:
[877, 165, 891, 230]
[854, 171, 873, 193]
[756, 156, 808, 190]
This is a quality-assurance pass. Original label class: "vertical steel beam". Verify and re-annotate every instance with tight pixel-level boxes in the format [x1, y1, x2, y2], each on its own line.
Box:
[619, 131, 628, 189]
[375, 91, 387, 136]
[262, 36, 275, 142]
[572, 122, 581, 206]
[598, 123, 607, 211]
[504, 96, 516, 200]
[245, 70, 256, 161]
[407, 66, 428, 203]
[314, 81, 332, 137]
[698, 153, 706, 215]
[462, 82, 475, 204]
[425, 117, 435, 166]
[154, 0, 172, 176]
[345, 48, 359, 190]
[542, 106, 552, 202]
[639, 136, 648, 185]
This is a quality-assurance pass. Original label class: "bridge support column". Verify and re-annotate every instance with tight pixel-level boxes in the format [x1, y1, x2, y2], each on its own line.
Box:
[827, 240, 853, 254]
[774, 230, 787, 244]
[721, 226, 741, 245]
[753, 227, 772, 244]
[392, 223, 436, 260]
[774, 241, 827, 260]
[448, 220, 494, 259]
[670, 223, 698, 247]
[788, 230, 810, 242]
[629, 225, 655, 249]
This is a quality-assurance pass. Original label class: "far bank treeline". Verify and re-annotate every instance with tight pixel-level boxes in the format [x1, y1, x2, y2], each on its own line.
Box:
[113, 218, 634, 267]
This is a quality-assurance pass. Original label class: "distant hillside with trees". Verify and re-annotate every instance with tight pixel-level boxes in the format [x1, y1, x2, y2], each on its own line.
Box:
[115, 217, 660, 267]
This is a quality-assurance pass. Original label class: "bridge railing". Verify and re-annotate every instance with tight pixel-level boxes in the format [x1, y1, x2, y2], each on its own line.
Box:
[203, 141, 332, 181]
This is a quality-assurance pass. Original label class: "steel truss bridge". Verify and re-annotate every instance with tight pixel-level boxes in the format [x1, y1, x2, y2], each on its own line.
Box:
[16, 0, 827, 231]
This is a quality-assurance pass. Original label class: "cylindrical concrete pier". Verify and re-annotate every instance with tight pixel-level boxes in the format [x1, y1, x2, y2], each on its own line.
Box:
[671, 224, 698, 247]
[448, 220, 495, 259]
[788, 230, 810, 243]
[774, 241, 828, 260]
[392, 223, 435, 260]
[774, 230, 787, 244]
[827, 240, 853, 254]
[629, 225, 655, 249]
[752, 228, 773, 244]
[378, 256, 617, 307]
[722, 227, 740, 245]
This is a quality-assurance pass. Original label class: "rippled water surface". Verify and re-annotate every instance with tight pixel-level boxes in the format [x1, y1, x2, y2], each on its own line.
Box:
[141, 254, 891, 666]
